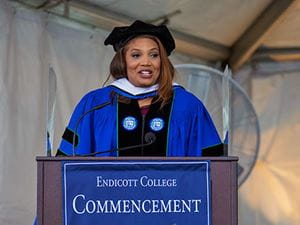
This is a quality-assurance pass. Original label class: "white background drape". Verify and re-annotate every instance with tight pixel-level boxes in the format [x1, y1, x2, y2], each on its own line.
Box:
[239, 70, 300, 225]
[0, 1, 299, 225]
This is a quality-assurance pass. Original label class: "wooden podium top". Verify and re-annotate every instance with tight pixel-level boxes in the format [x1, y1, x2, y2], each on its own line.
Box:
[36, 156, 238, 162]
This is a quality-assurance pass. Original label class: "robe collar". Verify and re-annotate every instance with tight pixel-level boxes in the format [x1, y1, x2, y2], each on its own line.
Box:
[109, 78, 180, 99]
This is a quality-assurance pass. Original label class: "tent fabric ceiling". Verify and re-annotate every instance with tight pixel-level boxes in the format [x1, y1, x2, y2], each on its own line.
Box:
[87, 0, 272, 46]
[263, 3, 300, 47]
[10, 0, 300, 69]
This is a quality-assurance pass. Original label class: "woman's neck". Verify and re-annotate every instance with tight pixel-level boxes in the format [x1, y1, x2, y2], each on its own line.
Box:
[138, 97, 152, 108]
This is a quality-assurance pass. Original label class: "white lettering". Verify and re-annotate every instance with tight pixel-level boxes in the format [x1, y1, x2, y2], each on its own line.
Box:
[71, 197, 202, 214]
[152, 200, 160, 213]
[131, 200, 141, 213]
[192, 199, 202, 212]
[182, 200, 191, 213]
[123, 200, 131, 213]
[96, 176, 138, 188]
[110, 200, 121, 213]
[96, 200, 108, 213]
[160, 200, 172, 212]
[173, 200, 181, 213]
[72, 194, 85, 214]
[139, 176, 177, 187]
[86, 200, 96, 214]
[142, 200, 151, 213]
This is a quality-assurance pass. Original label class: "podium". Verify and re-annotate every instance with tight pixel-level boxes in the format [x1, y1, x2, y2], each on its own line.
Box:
[36, 156, 238, 225]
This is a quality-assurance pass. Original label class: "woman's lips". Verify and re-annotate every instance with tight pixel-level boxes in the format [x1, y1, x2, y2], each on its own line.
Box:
[138, 69, 153, 78]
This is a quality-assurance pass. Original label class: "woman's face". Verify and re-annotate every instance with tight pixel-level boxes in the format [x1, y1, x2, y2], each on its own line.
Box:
[124, 37, 161, 87]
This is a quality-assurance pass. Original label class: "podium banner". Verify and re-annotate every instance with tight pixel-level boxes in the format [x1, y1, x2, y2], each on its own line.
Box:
[62, 160, 211, 225]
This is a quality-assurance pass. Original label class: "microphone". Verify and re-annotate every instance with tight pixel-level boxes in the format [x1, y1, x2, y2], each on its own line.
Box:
[72, 101, 111, 156]
[81, 132, 156, 157]
[144, 132, 156, 144]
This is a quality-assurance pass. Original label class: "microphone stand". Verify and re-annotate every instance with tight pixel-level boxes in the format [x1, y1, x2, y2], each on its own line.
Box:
[80, 131, 156, 157]
[80, 140, 155, 157]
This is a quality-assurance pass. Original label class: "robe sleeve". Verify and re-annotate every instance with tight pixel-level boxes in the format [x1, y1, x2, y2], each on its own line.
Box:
[58, 93, 96, 156]
[167, 88, 222, 156]
[187, 101, 222, 156]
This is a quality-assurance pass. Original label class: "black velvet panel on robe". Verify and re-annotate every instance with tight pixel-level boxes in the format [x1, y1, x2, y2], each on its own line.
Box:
[118, 96, 173, 156]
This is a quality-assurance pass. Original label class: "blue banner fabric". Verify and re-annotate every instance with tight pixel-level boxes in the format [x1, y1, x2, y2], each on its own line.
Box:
[62, 161, 211, 225]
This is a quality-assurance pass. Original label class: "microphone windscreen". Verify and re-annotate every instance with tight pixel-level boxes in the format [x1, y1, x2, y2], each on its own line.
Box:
[144, 132, 156, 144]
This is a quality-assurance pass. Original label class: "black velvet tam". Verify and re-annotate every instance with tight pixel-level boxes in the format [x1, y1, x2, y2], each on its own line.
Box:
[104, 20, 175, 55]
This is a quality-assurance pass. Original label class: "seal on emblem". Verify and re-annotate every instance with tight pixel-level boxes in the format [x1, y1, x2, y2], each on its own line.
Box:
[122, 116, 138, 131]
[149, 118, 164, 131]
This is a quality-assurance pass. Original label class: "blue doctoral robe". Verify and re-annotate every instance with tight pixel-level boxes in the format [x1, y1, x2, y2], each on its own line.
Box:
[58, 79, 221, 156]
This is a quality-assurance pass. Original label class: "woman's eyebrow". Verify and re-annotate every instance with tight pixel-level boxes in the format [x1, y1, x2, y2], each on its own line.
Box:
[129, 47, 159, 51]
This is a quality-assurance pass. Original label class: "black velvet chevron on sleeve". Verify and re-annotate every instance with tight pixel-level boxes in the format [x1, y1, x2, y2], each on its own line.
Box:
[62, 127, 79, 147]
[55, 149, 68, 156]
[202, 143, 227, 157]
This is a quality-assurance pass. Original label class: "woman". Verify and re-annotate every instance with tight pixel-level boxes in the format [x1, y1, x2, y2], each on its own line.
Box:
[58, 20, 222, 157]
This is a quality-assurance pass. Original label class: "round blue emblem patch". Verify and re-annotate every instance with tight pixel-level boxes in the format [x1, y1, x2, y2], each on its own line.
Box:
[122, 116, 137, 131]
[150, 118, 164, 131]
